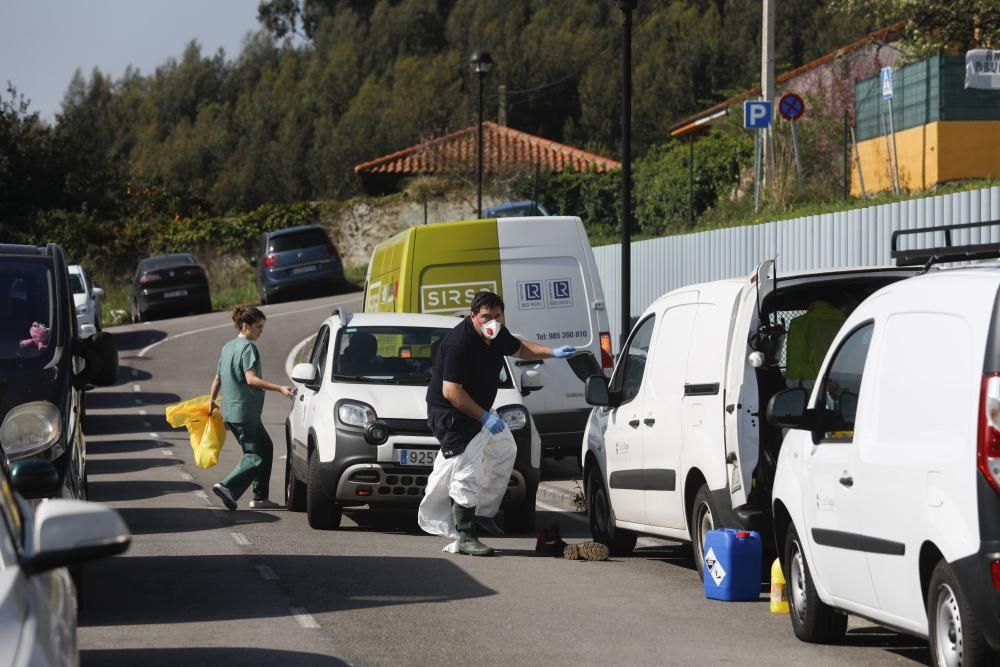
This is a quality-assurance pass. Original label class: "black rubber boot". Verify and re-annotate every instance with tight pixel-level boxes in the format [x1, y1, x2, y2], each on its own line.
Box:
[453, 503, 495, 556]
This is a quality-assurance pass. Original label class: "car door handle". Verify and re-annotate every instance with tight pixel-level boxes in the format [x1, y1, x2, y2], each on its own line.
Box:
[628, 418, 640, 428]
[298, 394, 304, 402]
[643, 418, 656, 427]
[839, 475, 854, 488]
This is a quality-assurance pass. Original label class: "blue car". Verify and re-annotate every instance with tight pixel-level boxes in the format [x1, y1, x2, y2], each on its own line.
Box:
[252, 224, 345, 304]
[482, 200, 553, 218]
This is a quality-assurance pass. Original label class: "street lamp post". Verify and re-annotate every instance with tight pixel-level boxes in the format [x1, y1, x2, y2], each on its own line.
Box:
[618, 0, 636, 350]
[469, 50, 493, 219]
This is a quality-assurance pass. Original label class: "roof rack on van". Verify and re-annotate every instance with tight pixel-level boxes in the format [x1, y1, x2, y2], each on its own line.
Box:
[891, 220, 1000, 268]
[333, 307, 352, 326]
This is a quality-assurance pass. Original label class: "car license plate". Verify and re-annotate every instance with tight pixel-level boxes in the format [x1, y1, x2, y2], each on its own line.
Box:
[398, 449, 436, 466]
[164, 289, 188, 298]
[291, 265, 318, 275]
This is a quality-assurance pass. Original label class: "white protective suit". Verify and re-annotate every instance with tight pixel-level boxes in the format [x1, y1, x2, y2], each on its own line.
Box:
[417, 421, 517, 548]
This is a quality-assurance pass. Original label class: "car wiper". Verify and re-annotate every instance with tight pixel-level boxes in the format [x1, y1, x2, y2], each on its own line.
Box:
[332, 373, 367, 382]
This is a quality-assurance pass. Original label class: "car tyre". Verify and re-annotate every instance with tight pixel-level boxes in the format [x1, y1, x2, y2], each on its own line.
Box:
[587, 468, 636, 556]
[690, 484, 719, 582]
[284, 440, 306, 513]
[784, 525, 848, 644]
[927, 560, 998, 667]
[306, 447, 342, 529]
[503, 498, 536, 534]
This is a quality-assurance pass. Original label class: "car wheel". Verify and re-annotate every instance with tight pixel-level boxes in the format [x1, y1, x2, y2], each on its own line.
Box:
[284, 439, 306, 512]
[690, 484, 719, 582]
[306, 447, 342, 529]
[587, 468, 636, 556]
[784, 525, 848, 643]
[503, 498, 536, 534]
[200, 298, 213, 314]
[927, 560, 997, 667]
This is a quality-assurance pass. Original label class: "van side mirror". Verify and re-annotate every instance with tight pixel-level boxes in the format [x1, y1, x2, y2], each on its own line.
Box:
[73, 331, 119, 389]
[766, 388, 815, 430]
[92, 286, 105, 300]
[585, 375, 612, 407]
[520, 369, 543, 397]
[9, 459, 60, 499]
[567, 351, 602, 383]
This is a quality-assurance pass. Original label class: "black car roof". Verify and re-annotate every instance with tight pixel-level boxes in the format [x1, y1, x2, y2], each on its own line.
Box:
[267, 224, 325, 238]
[0, 243, 53, 258]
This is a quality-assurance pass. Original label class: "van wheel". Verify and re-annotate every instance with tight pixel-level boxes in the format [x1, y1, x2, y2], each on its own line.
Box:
[785, 525, 847, 643]
[587, 469, 636, 556]
[284, 442, 306, 512]
[306, 448, 342, 529]
[690, 485, 718, 581]
[928, 560, 997, 667]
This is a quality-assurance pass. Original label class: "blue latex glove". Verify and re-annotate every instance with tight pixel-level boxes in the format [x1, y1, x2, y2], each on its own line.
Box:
[480, 411, 506, 434]
[551, 345, 577, 359]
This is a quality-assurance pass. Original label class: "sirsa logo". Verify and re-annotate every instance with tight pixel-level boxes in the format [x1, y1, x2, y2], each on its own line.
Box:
[420, 281, 497, 314]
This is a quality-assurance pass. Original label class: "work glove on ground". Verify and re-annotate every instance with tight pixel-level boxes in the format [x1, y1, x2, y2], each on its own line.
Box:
[480, 411, 506, 434]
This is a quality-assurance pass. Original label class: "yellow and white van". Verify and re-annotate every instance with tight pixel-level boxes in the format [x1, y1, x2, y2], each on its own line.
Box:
[364, 216, 612, 455]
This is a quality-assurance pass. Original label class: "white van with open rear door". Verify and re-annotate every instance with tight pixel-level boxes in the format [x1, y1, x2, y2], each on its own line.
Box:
[579, 258, 919, 577]
[769, 221, 1000, 666]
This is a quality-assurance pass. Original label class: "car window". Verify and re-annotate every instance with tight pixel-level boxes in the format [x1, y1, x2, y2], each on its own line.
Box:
[308, 326, 330, 386]
[334, 325, 450, 384]
[612, 315, 656, 405]
[0, 258, 59, 366]
[69, 274, 86, 295]
[268, 229, 329, 253]
[140, 255, 198, 272]
[817, 322, 874, 443]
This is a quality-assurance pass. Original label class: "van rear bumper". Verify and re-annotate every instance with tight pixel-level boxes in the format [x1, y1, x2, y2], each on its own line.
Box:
[950, 545, 1000, 651]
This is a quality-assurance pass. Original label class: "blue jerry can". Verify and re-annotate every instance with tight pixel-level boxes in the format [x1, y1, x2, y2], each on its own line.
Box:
[703, 528, 763, 601]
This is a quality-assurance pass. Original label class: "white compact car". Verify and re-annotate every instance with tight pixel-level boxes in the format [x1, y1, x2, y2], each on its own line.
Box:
[0, 458, 130, 666]
[769, 226, 1000, 666]
[581, 261, 918, 575]
[68, 265, 104, 338]
[285, 310, 543, 531]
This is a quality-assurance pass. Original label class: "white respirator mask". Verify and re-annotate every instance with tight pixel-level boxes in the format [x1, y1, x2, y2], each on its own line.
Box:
[481, 319, 501, 340]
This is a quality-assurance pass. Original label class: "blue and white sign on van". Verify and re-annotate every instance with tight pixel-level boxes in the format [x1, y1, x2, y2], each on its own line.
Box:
[546, 279, 573, 308]
[743, 100, 772, 129]
[881, 66, 893, 99]
[518, 280, 544, 310]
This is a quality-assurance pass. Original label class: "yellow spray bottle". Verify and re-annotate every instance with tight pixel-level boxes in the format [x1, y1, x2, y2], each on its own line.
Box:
[770, 558, 789, 614]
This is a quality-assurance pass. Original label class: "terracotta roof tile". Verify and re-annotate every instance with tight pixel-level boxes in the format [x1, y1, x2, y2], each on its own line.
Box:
[354, 121, 621, 175]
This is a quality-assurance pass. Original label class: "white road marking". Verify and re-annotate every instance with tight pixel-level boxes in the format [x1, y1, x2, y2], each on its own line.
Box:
[256, 565, 279, 581]
[180, 472, 194, 481]
[279, 455, 287, 460]
[535, 499, 587, 522]
[133, 384, 141, 393]
[139, 409, 148, 415]
[194, 490, 211, 504]
[138, 296, 359, 358]
[285, 333, 318, 381]
[161, 450, 174, 456]
[290, 608, 320, 629]
[231, 532, 251, 546]
[148, 433, 160, 439]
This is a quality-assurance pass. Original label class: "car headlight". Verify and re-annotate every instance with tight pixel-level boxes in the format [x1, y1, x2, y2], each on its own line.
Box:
[497, 405, 528, 431]
[0, 401, 63, 461]
[76, 304, 88, 316]
[337, 400, 376, 428]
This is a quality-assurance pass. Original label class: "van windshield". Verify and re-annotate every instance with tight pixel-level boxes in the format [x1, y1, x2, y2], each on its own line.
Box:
[332, 325, 515, 387]
[0, 258, 59, 367]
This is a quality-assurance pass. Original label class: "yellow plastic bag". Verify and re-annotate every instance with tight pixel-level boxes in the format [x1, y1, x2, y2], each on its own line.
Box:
[165, 395, 226, 469]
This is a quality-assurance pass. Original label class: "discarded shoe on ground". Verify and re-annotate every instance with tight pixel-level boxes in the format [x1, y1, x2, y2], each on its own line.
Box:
[535, 525, 568, 557]
[563, 541, 610, 561]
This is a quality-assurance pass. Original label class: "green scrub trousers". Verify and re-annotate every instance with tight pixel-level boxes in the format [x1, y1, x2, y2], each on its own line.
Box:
[221, 420, 273, 501]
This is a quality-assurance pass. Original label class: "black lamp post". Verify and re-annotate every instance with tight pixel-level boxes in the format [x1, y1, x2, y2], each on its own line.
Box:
[469, 50, 493, 219]
[618, 1, 636, 350]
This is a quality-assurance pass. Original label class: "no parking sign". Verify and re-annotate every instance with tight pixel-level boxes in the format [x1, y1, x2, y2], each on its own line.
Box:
[778, 93, 805, 121]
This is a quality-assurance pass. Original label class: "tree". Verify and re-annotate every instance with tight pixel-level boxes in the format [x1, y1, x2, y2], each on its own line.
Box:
[830, 0, 999, 54]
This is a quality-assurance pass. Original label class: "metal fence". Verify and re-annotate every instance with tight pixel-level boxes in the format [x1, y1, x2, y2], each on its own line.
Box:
[593, 185, 1000, 348]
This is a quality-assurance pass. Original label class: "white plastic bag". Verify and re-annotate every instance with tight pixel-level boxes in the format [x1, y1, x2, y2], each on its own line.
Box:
[417, 423, 517, 546]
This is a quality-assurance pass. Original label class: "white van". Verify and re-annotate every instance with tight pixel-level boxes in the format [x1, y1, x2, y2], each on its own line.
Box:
[365, 216, 612, 455]
[580, 261, 919, 575]
[769, 234, 1000, 664]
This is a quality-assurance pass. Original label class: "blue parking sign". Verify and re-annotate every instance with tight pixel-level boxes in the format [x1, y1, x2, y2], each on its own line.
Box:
[743, 100, 772, 129]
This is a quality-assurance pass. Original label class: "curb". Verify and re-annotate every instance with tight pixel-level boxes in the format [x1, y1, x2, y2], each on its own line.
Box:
[536, 481, 585, 513]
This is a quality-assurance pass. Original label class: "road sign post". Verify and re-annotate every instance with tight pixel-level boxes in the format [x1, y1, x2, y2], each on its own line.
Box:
[778, 93, 805, 190]
[881, 67, 900, 194]
[744, 100, 773, 212]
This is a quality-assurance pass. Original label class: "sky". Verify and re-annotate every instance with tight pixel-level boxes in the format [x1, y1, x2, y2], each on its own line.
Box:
[0, 0, 264, 122]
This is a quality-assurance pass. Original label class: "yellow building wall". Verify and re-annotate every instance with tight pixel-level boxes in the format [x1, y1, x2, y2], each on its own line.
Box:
[851, 120, 1000, 196]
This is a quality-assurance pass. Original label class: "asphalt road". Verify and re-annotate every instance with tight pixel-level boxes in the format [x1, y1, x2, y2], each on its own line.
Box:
[77, 293, 930, 666]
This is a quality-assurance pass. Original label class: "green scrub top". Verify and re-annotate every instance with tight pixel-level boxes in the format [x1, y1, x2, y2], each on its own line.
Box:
[217, 336, 265, 424]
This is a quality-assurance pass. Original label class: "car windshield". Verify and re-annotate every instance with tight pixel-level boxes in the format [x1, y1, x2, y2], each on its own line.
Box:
[269, 229, 329, 253]
[69, 274, 86, 294]
[0, 258, 59, 367]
